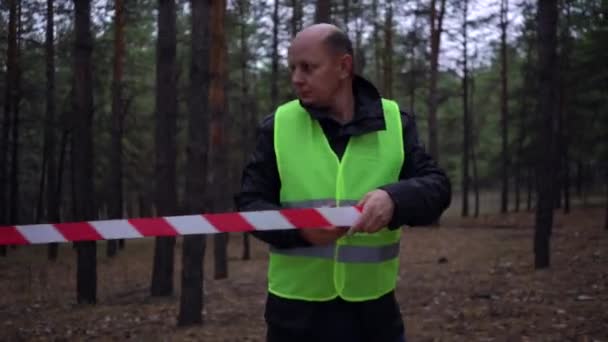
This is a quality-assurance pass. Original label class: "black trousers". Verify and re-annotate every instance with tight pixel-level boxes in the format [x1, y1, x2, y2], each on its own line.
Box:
[265, 291, 405, 342]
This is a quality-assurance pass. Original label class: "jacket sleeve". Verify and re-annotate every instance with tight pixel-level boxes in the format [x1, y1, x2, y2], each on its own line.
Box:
[234, 114, 312, 249]
[380, 111, 452, 228]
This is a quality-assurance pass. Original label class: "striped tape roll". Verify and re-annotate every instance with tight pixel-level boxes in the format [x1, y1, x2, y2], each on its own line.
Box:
[0, 206, 362, 246]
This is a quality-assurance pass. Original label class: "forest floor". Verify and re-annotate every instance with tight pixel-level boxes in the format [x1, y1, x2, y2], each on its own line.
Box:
[0, 204, 606, 342]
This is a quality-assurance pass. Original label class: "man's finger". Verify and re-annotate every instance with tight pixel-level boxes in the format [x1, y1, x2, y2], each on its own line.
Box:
[348, 205, 371, 235]
[357, 192, 372, 207]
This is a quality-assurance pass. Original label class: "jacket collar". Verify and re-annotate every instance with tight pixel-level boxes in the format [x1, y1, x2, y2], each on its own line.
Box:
[299, 75, 386, 137]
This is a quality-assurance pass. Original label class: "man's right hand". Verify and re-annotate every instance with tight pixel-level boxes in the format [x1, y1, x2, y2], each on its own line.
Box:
[300, 226, 347, 245]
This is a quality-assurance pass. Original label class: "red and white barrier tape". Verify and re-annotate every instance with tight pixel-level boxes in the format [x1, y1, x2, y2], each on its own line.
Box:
[0, 207, 362, 246]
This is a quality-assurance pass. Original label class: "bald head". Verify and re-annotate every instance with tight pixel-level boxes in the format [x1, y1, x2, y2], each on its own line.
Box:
[292, 24, 354, 59]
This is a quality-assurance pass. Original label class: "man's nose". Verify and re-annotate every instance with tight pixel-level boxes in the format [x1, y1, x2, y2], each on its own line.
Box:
[291, 68, 304, 85]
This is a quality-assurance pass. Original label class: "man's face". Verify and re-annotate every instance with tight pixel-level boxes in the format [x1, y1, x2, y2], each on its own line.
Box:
[287, 39, 345, 108]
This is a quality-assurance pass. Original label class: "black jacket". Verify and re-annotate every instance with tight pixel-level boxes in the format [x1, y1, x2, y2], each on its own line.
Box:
[235, 76, 451, 340]
[236, 76, 451, 248]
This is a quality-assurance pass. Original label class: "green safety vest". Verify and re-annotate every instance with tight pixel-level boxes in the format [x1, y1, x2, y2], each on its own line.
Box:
[270, 98, 404, 302]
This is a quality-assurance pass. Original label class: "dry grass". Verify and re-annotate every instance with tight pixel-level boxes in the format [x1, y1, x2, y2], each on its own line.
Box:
[0, 207, 606, 341]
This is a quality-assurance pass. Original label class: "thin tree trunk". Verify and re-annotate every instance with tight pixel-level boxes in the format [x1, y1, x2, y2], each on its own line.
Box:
[561, 0, 572, 214]
[45, 0, 60, 260]
[8, 0, 22, 227]
[515, 32, 534, 213]
[107, 0, 126, 258]
[500, 0, 509, 214]
[527, 167, 533, 211]
[271, 0, 279, 109]
[461, 0, 469, 217]
[576, 160, 582, 197]
[49, 129, 69, 260]
[1, 0, 18, 232]
[73, 0, 97, 303]
[372, 0, 381, 86]
[470, 65, 479, 218]
[342, 0, 349, 33]
[382, 0, 393, 98]
[535, 0, 558, 269]
[428, 0, 446, 163]
[151, 0, 178, 297]
[178, 0, 211, 327]
[208, 0, 229, 280]
[314, 0, 331, 23]
[291, 0, 302, 37]
[238, 0, 251, 262]
[604, 181, 608, 230]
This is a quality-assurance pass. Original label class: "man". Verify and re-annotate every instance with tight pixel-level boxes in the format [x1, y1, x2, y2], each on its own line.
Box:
[236, 24, 451, 342]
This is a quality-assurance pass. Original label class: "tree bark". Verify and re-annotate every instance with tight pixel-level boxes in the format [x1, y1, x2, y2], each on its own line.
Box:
[1, 0, 19, 234]
[342, 0, 349, 33]
[208, 0, 229, 280]
[178, 0, 211, 327]
[73, 0, 97, 303]
[271, 0, 279, 109]
[43, 0, 60, 260]
[500, 0, 509, 214]
[108, 0, 126, 258]
[238, 0, 251, 262]
[470, 66, 479, 218]
[461, 0, 470, 217]
[314, 0, 331, 23]
[291, 0, 302, 37]
[151, 0, 178, 297]
[428, 0, 446, 162]
[382, 0, 393, 98]
[535, 0, 558, 269]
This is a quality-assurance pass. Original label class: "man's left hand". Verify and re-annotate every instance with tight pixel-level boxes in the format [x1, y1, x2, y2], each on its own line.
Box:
[348, 189, 395, 235]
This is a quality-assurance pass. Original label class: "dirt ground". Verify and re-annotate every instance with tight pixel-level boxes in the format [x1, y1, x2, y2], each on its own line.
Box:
[0, 207, 606, 341]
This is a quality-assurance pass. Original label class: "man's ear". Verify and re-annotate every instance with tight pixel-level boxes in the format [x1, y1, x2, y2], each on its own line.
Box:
[339, 54, 353, 80]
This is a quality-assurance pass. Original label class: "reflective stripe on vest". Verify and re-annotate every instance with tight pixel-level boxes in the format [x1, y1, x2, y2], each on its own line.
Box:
[280, 199, 359, 208]
[271, 98, 404, 302]
[270, 242, 400, 263]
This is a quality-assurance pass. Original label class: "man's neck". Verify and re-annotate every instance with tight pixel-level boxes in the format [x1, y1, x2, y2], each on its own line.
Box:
[329, 81, 355, 125]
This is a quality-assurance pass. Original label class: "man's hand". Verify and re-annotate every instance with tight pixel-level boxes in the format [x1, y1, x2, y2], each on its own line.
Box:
[348, 190, 395, 235]
[300, 226, 348, 245]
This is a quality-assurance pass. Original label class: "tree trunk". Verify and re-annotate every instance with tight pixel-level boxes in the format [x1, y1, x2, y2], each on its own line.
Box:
[576, 160, 582, 197]
[515, 30, 534, 213]
[242, 232, 251, 260]
[527, 167, 533, 211]
[238, 0, 251, 262]
[49, 129, 69, 260]
[208, 0, 229, 281]
[382, 0, 393, 98]
[428, 0, 446, 162]
[314, 0, 331, 23]
[604, 181, 608, 230]
[271, 0, 279, 109]
[500, 0, 509, 214]
[107, 0, 126, 258]
[291, 0, 302, 38]
[461, 0, 469, 217]
[178, 0, 211, 327]
[372, 0, 381, 86]
[1, 0, 19, 233]
[470, 66, 479, 218]
[73, 0, 97, 304]
[342, 0, 349, 33]
[534, 0, 558, 270]
[151, 0, 178, 297]
[44, 0, 60, 260]
[560, 0, 572, 214]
